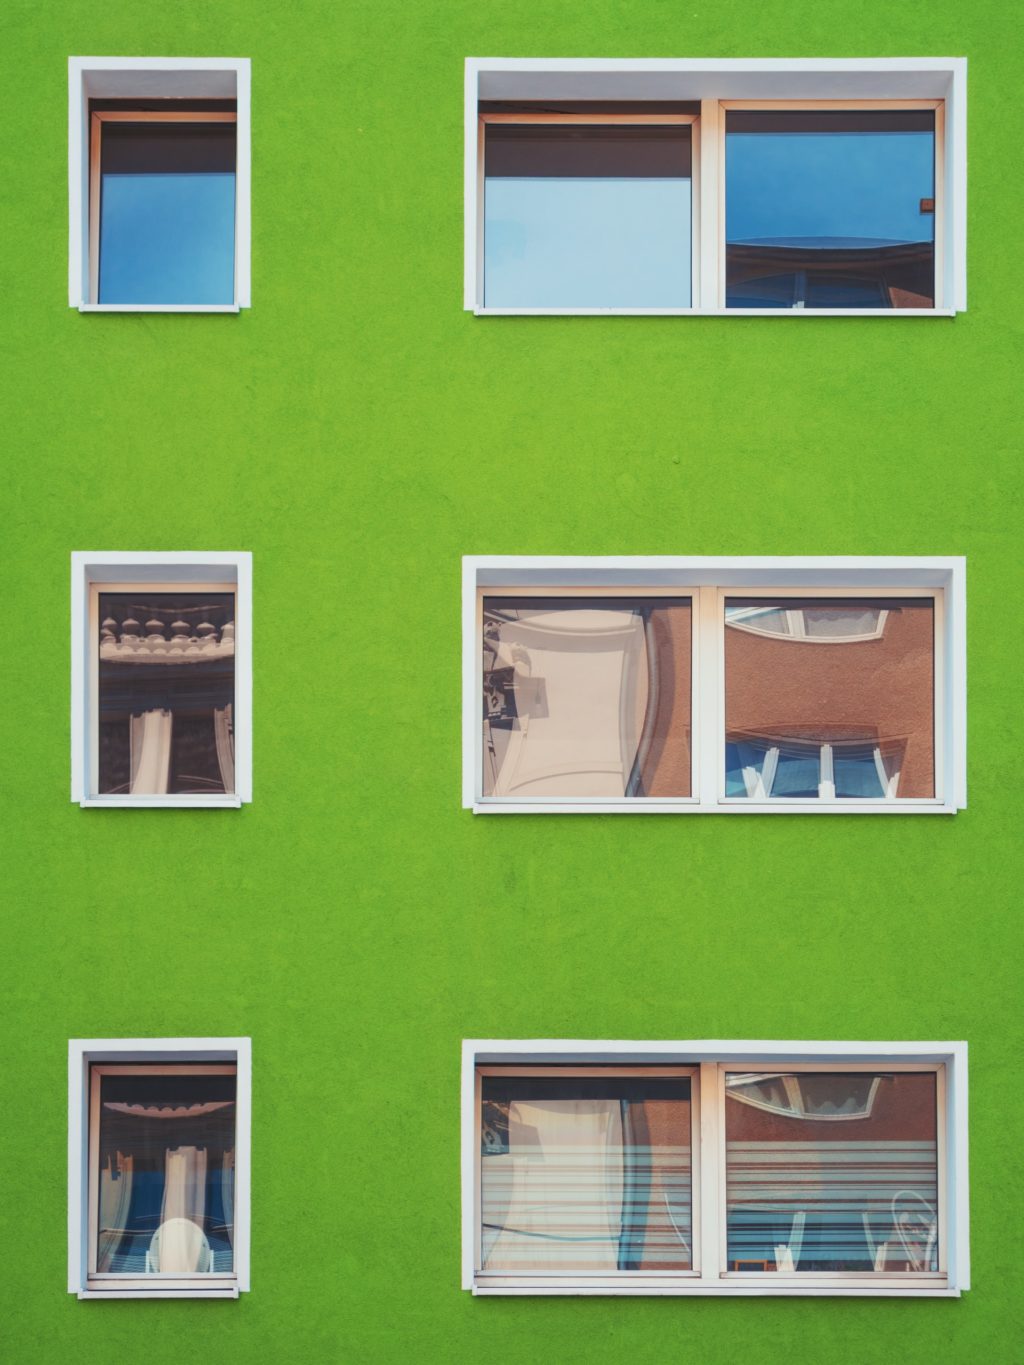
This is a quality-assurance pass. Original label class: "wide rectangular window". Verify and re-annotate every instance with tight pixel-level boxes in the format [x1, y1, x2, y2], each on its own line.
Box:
[68, 59, 251, 311]
[464, 560, 965, 813]
[465, 61, 966, 314]
[68, 1039, 251, 1299]
[92, 109, 237, 306]
[463, 1043, 968, 1297]
[482, 115, 694, 309]
[71, 553, 252, 807]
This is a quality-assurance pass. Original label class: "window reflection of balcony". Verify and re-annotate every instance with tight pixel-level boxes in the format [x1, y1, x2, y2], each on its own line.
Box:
[726, 238, 935, 309]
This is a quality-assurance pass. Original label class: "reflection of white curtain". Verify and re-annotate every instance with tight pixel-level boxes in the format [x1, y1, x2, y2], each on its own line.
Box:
[221, 1149, 235, 1249]
[157, 1146, 208, 1269]
[129, 709, 172, 794]
[482, 1100, 623, 1272]
[213, 704, 235, 793]
[97, 1152, 133, 1271]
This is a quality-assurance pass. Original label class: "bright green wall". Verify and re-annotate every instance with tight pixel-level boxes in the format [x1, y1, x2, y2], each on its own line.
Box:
[1, 0, 1021, 1360]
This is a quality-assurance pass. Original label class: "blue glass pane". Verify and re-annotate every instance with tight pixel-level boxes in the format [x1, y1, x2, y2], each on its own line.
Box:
[725, 741, 766, 796]
[725, 112, 935, 309]
[834, 748, 886, 798]
[100, 173, 235, 305]
[771, 750, 820, 798]
[485, 178, 692, 308]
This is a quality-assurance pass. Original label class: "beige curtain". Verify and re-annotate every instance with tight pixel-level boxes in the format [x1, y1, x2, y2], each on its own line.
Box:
[213, 704, 235, 793]
[129, 709, 173, 794]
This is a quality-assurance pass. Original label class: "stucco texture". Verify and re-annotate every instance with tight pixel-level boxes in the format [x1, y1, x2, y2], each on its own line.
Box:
[1, 0, 1022, 1361]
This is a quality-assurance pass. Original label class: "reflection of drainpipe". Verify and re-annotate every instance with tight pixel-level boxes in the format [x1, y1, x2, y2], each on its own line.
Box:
[625, 611, 660, 797]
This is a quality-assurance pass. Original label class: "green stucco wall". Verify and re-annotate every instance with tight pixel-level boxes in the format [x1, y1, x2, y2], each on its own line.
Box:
[1, 0, 1021, 1360]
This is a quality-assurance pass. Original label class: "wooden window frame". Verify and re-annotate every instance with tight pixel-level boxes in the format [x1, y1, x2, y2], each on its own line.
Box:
[463, 558, 966, 815]
[88, 109, 238, 310]
[461, 1040, 970, 1298]
[68, 1038, 252, 1300]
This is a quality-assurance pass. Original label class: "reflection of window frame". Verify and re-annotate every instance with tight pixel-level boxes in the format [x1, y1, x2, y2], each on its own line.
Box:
[718, 99, 945, 312]
[463, 559, 966, 814]
[68, 58, 252, 313]
[464, 61, 966, 316]
[725, 1072, 883, 1120]
[462, 1042, 968, 1298]
[68, 1038, 252, 1299]
[726, 737, 902, 800]
[71, 552, 253, 808]
[476, 111, 700, 311]
[725, 605, 888, 642]
[87, 108, 238, 309]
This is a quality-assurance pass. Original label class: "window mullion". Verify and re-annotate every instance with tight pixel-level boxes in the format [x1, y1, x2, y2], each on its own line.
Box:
[697, 1061, 722, 1283]
[698, 588, 721, 808]
[698, 101, 721, 309]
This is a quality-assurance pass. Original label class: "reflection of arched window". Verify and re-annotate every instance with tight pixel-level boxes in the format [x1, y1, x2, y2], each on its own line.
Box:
[726, 737, 902, 799]
[727, 1073, 882, 1121]
[725, 604, 887, 641]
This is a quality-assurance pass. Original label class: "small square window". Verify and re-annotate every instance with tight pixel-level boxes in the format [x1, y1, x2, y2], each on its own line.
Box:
[463, 559, 965, 813]
[69, 60, 251, 312]
[69, 1039, 251, 1298]
[71, 553, 252, 806]
[463, 1042, 968, 1297]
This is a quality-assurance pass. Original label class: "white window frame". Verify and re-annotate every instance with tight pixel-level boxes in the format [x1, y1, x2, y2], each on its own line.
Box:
[461, 1039, 970, 1298]
[462, 556, 966, 814]
[464, 58, 967, 316]
[68, 57, 252, 313]
[70, 551, 253, 807]
[68, 1037, 252, 1299]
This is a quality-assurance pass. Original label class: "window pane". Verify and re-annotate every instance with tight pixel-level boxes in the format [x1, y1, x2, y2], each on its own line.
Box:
[98, 592, 235, 795]
[726, 1072, 938, 1273]
[484, 125, 692, 308]
[724, 598, 934, 799]
[95, 1070, 236, 1274]
[480, 1075, 692, 1273]
[98, 122, 236, 305]
[483, 598, 691, 798]
[725, 110, 936, 309]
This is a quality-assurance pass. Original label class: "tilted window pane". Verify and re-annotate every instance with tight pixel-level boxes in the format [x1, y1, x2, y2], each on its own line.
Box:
[484, 125, 692, 308]
[725, 111, 936, 309]
[95, 1070, 236, 1274]
[483, 597, 692, 798]
[726, 1072, 938, 1272]
[724, 598, 934, 799]
[98, 592, 235, 795]
[480, 1075, 692, 1273]
[98, 122, 236, 305]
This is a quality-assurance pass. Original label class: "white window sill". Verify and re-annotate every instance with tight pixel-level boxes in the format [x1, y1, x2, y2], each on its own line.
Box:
[473, 307, 956, 318]
[472, 800, 956, 815]
[76, 303, 241, 314]
[78, 1287, 239, 1300]
[472, 1281, 957, 1298]
[79, 794, 242, 809]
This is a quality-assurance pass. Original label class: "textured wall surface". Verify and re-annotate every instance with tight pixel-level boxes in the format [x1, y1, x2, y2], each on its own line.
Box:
[1, 0, 1021, 1361]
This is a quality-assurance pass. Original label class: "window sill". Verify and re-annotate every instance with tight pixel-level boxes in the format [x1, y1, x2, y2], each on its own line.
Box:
[473, 307, 956, 318]
[471, 800, 956, 815]
[79, 794, 243, 809]
[471, 1280, 957, 1298]
[78, 1286, 239, 1300]
[76, 303, 241, 314]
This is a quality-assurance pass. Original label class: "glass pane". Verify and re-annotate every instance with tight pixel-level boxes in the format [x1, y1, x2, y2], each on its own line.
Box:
[480, 1074, 692, 1273]
[724, 598, 934, 799]
[98, 592, 235, 795]
[726, 1072, 938, 1273]
[95, 1070, 236, 1274]
[98, 122, 236, 305]
[725, 110, 936, 309]
[484, 125, 692, 308]
[483, 597, 691, 798]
